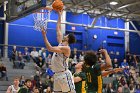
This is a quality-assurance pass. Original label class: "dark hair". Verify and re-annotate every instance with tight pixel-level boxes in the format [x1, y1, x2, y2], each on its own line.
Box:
[25, 79, 31, 83]
[84, 51, 97, 66]
[68, 33, 76, 44]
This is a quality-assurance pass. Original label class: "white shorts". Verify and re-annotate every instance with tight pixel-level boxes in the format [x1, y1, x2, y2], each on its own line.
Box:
[53, 70, 75, 93]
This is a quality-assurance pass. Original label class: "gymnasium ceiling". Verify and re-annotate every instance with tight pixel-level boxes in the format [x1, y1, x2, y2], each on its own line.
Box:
[47, 0, 140, 22]
[0, 0, 140, 22]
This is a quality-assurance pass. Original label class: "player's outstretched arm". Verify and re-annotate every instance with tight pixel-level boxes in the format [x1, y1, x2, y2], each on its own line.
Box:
[56, 11, 63, 43]
[41, 29, 70, 55]
[100, 49, 112, 71]
[102, 68, 123, 77]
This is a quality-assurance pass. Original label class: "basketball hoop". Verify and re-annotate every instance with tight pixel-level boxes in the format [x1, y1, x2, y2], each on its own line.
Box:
[33, 8, 51, 31]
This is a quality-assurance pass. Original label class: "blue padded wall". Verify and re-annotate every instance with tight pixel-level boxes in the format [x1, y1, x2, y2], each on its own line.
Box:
[66, 12, 125, 60]
[8, 11, 58, 55]
[0, 6, 4, 56]
[129, 22, 140, 55]
[8, 11, 125, 60]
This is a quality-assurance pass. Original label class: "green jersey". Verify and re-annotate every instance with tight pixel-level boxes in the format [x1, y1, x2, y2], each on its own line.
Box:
[74, 72, 87, 93]
[18, 87, 30, 93]
[85, 63, 102, 93]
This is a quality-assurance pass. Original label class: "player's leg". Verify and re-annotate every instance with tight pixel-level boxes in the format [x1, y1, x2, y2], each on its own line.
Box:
[60, 71, 76, 93]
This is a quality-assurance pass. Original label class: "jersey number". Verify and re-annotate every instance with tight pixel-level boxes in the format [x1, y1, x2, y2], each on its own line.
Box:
[86, 72, 92, 83]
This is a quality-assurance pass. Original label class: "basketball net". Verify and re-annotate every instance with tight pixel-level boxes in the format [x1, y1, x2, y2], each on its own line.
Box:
[33, 9, 51, 32]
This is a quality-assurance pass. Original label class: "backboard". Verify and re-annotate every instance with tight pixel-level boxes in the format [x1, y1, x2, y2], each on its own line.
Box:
[6, 0, 47, 22]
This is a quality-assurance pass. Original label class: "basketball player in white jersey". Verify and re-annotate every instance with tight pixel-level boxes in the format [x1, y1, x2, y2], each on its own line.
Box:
[41, 11, 76, 93]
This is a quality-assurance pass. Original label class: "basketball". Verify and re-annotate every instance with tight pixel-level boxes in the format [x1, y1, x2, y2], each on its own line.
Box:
[52, 0, 64, 11]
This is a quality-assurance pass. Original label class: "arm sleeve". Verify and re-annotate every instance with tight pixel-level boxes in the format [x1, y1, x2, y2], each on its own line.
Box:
[79, 72, 86, 81]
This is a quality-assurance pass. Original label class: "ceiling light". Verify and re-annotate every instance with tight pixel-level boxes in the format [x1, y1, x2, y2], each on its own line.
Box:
[110, 1, 118, 5]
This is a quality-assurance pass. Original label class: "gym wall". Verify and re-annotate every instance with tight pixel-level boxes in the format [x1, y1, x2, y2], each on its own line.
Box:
[129, 21, 140, 55]
[66, 12, 125, 60]
[0, 6, 4, 56]
[8, 11, 125, 60]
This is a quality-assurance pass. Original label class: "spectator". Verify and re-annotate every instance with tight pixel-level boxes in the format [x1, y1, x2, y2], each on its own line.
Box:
[121, 59, 129, 69]
[43, 75, 54, 93]
[34, 71, 41, 87]
[126, 51, 133, 66]
[33, 87, 39, 93]
[122, 83, 130, 93]
[120, 76, 126, 86]
[117, 84, 123, 93]
[113, 76, 120, 91]
[39, 48, 46, 60]
[19, 75, 25, 87]
[121, 59, 130, 78]
[45, 86, 52, 93]
[129, 84, 135, 93]
[0, 63, 7, 79]
[11, 46, 18, 68]
[18, 79, 32, 93]
[6, 77, 20, 93]
[46, 54, 52, 68]
[136, 72, 140, 84]
[39, 48, 44, 56]
[112, 58, 119, 68]
[98, 57, 104, 64]
[31, 47, 39, 63]
[36, 80, 44, 93]
[107, 83, 114, 93]
[18, 52, 25, 69]
[79, 51, 84, 61]
[23, 47, 30, 63]
[35, 56, 46, 75]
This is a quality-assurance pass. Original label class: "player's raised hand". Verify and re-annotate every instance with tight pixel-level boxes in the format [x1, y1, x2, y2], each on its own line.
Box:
[57, 10, 63, 15]
[41, 27, 46, 35]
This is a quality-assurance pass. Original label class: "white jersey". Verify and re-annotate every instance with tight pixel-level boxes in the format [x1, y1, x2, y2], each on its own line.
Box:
[10, 85, 20, 93]
[51, 44, 69, 72]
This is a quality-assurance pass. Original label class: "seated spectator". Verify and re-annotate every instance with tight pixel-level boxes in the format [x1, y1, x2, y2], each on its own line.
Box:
[46, 54, 52, 68]
[18, 52, 25, 69]
[121, 59, 130, 77]
[30, 47, 39, 63]
[18, 79, 32, 93]
[40, 48, 46, 62]
[19, 75, 25, 87]
[6, 77, 20, 93]
[35, 56, 45, 73]
[79, 51, 84, 61]
[113, 58, 119, 68]
[23, 47, 30, 63]
[0, 63, 7, 79]
[126, 51, 133, 66]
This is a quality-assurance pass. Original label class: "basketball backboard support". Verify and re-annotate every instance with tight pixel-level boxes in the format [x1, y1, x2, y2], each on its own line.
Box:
[6, 0, 47, 22]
